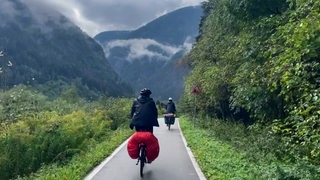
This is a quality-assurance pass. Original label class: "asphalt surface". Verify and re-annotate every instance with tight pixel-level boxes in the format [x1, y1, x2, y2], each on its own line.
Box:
[84, 118, 206, 180]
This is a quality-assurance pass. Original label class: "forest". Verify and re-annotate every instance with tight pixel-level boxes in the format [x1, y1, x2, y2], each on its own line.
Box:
[180, 0, 320, 171]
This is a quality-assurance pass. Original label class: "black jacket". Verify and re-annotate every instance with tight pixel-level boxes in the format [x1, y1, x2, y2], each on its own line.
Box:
[130, 96, 159, 130]
[166, 101, 176, 114]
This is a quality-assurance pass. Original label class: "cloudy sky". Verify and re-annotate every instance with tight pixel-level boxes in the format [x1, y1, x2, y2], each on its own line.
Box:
[37, 0, 204, 37]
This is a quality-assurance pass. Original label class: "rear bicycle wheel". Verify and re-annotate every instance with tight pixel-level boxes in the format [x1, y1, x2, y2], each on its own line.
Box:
[140, 159, 144, 177]
[140, 146, 146, 177]
[168, 116, 173, 130]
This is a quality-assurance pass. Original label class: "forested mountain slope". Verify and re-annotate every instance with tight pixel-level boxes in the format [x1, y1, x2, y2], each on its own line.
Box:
[0, 0, 133, 98]
[95, 6, 202, 99]
[181, 0, 320, 164]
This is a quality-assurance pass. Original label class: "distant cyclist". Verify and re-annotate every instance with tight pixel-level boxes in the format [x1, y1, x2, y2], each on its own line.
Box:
[165, 97, 176, 115]
[130, 88, 159, 133]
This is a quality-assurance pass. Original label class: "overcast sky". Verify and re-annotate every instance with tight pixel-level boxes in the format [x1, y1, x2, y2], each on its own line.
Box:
[38, 0, 204, 37]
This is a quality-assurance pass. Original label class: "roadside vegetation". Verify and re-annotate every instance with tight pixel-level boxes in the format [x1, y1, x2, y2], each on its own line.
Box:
[180, 116, 320, 179]
[16, 128, 131, 180]
[180, 0, 320, 178]
[0, 85, 133, 180]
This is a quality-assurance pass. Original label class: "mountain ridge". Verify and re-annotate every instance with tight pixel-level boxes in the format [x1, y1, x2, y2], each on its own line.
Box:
[95, 6, 203, 100]
[0, 0, 133, 98]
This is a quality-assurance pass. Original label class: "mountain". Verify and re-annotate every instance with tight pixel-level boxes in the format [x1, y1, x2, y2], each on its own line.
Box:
[95, 6, 203, 100]
[0, 0, 133, 98]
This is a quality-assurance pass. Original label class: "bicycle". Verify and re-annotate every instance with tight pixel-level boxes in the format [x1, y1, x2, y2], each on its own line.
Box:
[164, 113, 175, 130]
[136, 143, 146, 177]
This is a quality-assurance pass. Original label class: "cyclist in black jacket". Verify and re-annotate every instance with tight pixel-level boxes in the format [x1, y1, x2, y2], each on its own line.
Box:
[165, 97, 176, 114]
[130, 88, 159, 133]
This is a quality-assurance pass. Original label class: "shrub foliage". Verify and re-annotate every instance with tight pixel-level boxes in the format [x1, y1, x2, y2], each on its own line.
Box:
[0, 86, 132, 179]
[181, 0, 320, 164]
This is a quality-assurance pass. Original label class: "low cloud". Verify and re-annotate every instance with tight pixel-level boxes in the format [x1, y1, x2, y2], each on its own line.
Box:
[34, 0, 203, 36]
[0, 1, 19, 18]
[182, 36, 195, 52]
[0, 1, 75, 34]
[104, 38, 193, 62]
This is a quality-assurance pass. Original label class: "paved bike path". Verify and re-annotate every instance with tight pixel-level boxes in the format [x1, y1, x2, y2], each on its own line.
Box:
[84, 118, 206, 180]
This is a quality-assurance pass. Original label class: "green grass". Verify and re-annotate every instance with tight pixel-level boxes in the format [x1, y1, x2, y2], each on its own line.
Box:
[179, 116, 320, 180]
[180, 118, 259, 179]
[16, 127, 132, 180]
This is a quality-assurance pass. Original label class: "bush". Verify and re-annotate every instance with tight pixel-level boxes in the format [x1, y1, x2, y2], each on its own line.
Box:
[0, 90, 132, 179]
[0, 85, 48, 122]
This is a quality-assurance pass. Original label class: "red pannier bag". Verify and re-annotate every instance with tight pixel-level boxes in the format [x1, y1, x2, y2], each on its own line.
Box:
[127, 132, 160, 162]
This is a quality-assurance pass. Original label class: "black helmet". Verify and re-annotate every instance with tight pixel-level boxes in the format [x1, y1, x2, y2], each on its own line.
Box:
[140, 88, 152, 96]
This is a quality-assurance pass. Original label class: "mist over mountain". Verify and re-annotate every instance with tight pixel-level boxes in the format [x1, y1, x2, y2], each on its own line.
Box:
[0, 0, 133, 98]
[95, 6, 202, 100]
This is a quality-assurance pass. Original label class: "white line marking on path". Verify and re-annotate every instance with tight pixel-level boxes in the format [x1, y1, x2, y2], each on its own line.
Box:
[177, 119, 207, 180]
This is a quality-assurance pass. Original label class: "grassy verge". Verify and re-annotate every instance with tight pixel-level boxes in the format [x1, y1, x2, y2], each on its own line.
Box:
[17, 127, 132, 180]
[180, 117, 259, 179]
[179, 116, 320, 179]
